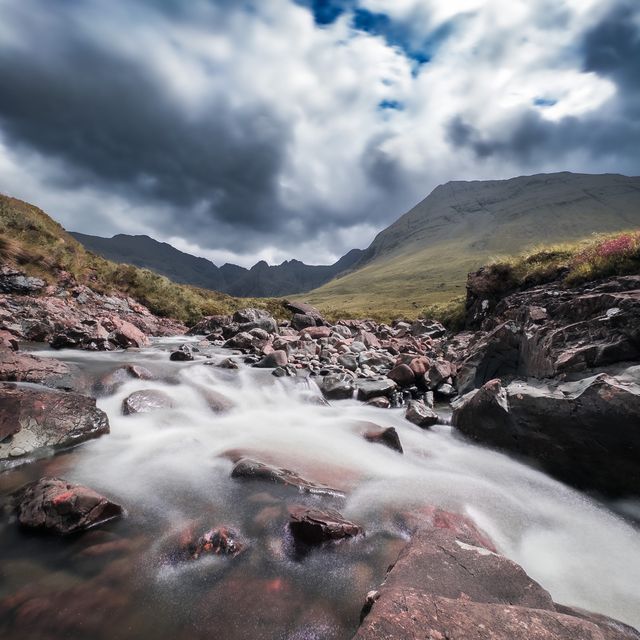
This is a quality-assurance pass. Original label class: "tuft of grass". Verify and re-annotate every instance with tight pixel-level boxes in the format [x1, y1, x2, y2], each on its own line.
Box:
[421, 296, 466, 331]
[0, 194, 286, 326]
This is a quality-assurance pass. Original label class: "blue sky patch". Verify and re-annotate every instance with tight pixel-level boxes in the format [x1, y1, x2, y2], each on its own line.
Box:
[533, 97, 558, 107]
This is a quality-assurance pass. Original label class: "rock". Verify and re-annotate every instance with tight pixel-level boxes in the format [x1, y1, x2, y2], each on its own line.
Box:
[424, 359, 455, 389]
[223, 331, 256, 351]
[0, 348, 81, 390]
[217, 357, 239, 369]
[452, 375, 640, 497]
[350, 340, 367, 353]
[354, 520, 639, 640]
[168, 524, 245, 562]
[318, 374, 355, 400]
[411, 318, 447, 338]
[187, 315, 231, 335]
[291, 313, 317, 331]
[356, 378, 397, 401]
[101, 316, 149, 348]
[288, 506, 361, 545]
[170, 344, 194, 361]
[405, 400, 438, 428]
[0, 330, 19, 350]
[0, 385, 109, 463]
[194, 386, 235, 413]
[255, 350, 288, 368]
[387, 363, 415, 387]
[366, 396, 390, 409]
[437, 382, 456, 397]
[363, 426, 403, 453]
[122, 389, 175, 415]
[284, 300, 324, 322]
[231, 458, 344, 497]
[337, 353, 358, 371]
[94, 364, 154, 395]
[15, 477, 123, 535]
[0, 267, 46, 294]
[302, 326, 331, 340]
[232, 308, 272, 324]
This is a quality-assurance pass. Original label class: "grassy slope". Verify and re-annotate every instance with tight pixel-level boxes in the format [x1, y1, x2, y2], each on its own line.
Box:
[306, 173, 640, 319]
[0, 195, 284, 325]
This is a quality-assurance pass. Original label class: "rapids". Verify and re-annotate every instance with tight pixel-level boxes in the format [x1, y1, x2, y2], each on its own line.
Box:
[1, 336, 639, 639]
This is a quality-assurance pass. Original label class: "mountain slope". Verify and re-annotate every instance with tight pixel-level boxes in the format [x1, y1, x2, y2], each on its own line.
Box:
[71, 232, 364, 297]
[305, 172, 640, 317]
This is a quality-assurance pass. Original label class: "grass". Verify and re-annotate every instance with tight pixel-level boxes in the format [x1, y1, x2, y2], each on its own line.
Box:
[0, 195, 285, 326]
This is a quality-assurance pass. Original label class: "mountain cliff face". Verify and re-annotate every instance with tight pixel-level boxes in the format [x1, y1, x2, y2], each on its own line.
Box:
[305, 172, 640, 317]
[71, 233, 364, 297]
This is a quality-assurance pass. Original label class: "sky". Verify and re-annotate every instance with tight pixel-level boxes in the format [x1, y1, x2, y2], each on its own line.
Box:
[0, 0, 638, 267]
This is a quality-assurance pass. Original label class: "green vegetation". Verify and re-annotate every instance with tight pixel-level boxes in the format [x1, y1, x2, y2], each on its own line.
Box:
[0, 195, 284, 325]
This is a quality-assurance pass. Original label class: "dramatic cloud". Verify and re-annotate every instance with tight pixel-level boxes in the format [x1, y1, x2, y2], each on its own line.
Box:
[0, 0, 638, 266]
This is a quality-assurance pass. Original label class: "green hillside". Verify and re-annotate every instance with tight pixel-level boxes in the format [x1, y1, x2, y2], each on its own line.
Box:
[305, 172, 640, 319]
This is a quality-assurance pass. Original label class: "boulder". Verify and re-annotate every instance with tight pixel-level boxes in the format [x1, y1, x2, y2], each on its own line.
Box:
[0, 385, 109, 462]
[186, 315, 231, 335]
[15, 477, 123, 535]
[318, 374, 355, 400]
[354, 520, 638, 640]
[95, 364, 154, 395]
[166, 524, 245, 562]
[337, 353, 358, 371]
[452, 374, 640, 497]
[284, 300, 324, 322]
[291, 313, 317, 331]
[0, 348, 81, 390]
[424, 359, 455, 389]
[356, 379, 397, 401]
[288, 506, 361, 545]
[102, 316, 149, 348]
[365, 396, 390, 409]
[302, 326, 331, 340]
[405, 400, 438, 428]
[170, 344, 195, 361]
[255, 350, 288, 368]
[0, 267, 46, 294]
[387, 363, 415, 387]
[230, 458, 344, 497]
[122, 389, 175, 415]
[232, 308, 272, 324]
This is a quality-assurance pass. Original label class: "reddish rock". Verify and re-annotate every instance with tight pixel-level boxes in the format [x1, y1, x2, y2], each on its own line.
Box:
[366, 396, 390, 408]
[255, 349, 288, 368]
[102, 316, 149, 348]
[0, 385, 109, 461]
[0, 348, 81, 390]
[387, 363, 415, 387]
[288, 505, 362, 545]
[122, 389, 175, 415]
[16, 477, 123, 535]
[167, 524, 246, 562]
[302, 326, 331, 339]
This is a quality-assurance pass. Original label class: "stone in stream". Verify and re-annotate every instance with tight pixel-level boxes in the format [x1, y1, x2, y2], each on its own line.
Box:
[94, 364, 154, 395]
[366, 396, 390, 409]
[231, 458, 344, 498]
[318, 373, 355, 400]
[254, 349, 288, 368]
[337, 353, 358, 371]
[356, 378, 397, 401]
[166, 524, 246, 562]
[170, 344, 195, 361]
[354, 523, 640, 640]
[386, 363, 415, 387]
[363, 426, 403, 453]
[15, 477, 123, 535]
[288, 506, 362, 546]
[0, 347, 83, 391]
[0, 384, 110, 462]
[405, 399, 438, 428]
[122, 389, 175, 415]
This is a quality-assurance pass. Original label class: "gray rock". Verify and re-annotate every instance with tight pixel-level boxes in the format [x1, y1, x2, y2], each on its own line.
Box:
[356, 378, 398, 401]
[122, 389, 175, 415]
[405, 400, 439, 428]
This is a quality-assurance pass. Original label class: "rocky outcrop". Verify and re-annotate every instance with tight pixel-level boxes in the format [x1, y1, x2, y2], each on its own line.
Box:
[452, 373, 640, 497]
[355, 514, 639, 640]
[0, 348, 83, 391]
[0, 384, 109, 463]
[15, 477, 123, 535]
[458, 276, 640, 392]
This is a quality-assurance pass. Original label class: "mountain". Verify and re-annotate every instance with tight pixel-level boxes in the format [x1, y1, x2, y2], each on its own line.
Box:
[304, 172, 640, 317]
[71, 232, 364, 297]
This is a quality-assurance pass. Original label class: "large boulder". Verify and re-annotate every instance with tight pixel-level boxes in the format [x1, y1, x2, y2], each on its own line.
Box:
[15, 477, 123, 535]
[186, 315, 231, 336]
[452, 374, 640, 497]
[0, 384, 109, 463]
[284, 300, 324, 323]
[0, 348, 82, 391]
[0, 267, 46, 294]
[354, 518, 639, 640]
[122, 389, 175, 415]
[356, 378, 397, 402]
[318, 374, 355, 400]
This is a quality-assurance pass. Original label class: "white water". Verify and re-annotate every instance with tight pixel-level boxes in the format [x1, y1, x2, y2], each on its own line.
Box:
[20, 338, 640, 630]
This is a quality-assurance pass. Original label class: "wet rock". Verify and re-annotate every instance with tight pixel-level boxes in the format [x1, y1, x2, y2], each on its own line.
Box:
[337, 353, 358, 371]
[194, 386, 235, 413]
[452, 374, 640, 497]
[288, 505, 361, 545]
[167, 524, 245, 562]
[255, 350, 288, 368]
[437, 381, 456, 397]
[424, 359, 455, 389]
[231, 458, 344, 497]
[405, 400, 438, 428]
[366, 396, 390, 409]
[0, 348, 82, 390]
[94, 364, 154, 395]
[318, 373, 355, 400]
[387, 363, 415, 387]
[223, 331, 255, 351]
[356, 378, 397, 401]
[0, 385, 109, 462]
[364, 426, 403, 453]
[15, 477, 123, 535]
[122, 389, 175, 415]
[170, 344, 195, 361]
[101, 316, 149, 348]
[354, 525, 638, 640]
[217, 357, 239, 369]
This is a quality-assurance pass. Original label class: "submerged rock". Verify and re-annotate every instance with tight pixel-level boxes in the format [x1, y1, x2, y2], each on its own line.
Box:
[15, 477, 123, 535]
[0, 384, 109, 462]
[170, 344, 195, 361]
[122, 389, 175, 415]
[363, 426, 403, 453]
[288, 506, 361, 545]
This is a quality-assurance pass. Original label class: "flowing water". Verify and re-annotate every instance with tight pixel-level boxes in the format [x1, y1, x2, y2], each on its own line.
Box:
[1, 337, 639, 639]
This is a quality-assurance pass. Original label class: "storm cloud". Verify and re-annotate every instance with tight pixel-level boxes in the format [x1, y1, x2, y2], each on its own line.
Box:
[0, 0, 638, 266]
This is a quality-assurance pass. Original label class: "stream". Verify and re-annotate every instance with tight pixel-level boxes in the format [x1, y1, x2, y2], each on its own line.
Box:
[1, 336, 639, 639]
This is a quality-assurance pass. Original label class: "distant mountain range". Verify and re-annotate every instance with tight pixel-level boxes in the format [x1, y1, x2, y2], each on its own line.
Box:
[71, 232, 364, 297]
[304, 172, 640, 316]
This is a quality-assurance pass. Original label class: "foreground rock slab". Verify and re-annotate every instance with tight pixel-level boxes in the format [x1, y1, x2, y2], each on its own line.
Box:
[16, 477, 123, 535]
[0, 348, 82, 391]
[0, 384, 109, 462]
[354, 520, 639, 640]
[452, 374, 640, 497]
